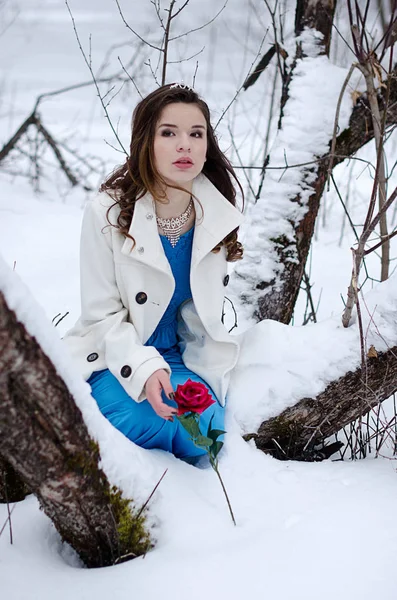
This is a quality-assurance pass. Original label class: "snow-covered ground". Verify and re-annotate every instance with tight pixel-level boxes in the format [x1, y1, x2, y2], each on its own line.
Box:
[1, 1, 397, 599]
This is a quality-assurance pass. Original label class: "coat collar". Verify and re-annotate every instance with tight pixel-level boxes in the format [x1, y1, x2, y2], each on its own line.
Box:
[190, 174, 244, 267]
[121, 174, 244, 271]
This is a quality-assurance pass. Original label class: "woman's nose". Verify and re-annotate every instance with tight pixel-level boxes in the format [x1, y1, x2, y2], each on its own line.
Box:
[177, 135, 191, 152]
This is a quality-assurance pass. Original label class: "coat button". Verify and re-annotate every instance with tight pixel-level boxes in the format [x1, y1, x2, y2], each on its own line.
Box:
[135, 291, 148, 304]
[137, 246, 144, 254]
[120, 365, 132, 378]
[87, 352, 99, 362]
[223, 274, 230, 287]
[146, 213, 153, 220]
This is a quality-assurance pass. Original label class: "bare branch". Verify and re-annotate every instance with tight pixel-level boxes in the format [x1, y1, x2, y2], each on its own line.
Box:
[168, 0, 229, 42]
[214, 30, 269, 130]
[167, 45, 205, 64]
[114, 0, 163, 51]
[326, 62, 358, 190]
[34, 116, 81, 188]
[171, 0, 190, 20]
[117, 56, 143, 98]
[161, 0, 176, 84]
[65, 0, 128, 155]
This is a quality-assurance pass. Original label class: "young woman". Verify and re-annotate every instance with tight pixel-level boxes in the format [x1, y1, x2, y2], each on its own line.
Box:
[64, 83, 244, 463]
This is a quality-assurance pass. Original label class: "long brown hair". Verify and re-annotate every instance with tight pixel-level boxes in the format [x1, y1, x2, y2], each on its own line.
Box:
[101, 84, 243, 261]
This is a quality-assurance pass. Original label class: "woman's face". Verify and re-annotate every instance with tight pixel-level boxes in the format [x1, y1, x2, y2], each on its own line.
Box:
[153, 102, 207, 191]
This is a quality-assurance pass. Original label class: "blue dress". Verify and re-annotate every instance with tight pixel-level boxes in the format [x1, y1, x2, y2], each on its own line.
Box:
[88, 227, 225, 461]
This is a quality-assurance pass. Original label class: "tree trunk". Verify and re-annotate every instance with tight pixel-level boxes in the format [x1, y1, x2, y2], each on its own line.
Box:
[247, 346, 397, 460]
[0, 455, 29, 503]
[0, 290, 151, 567]
[252, 66, 397, 324]
[295, 0, 336, 55]
[232, 2, 397, 325]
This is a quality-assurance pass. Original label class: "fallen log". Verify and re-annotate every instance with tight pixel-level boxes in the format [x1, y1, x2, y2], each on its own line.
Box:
[247, 346, 397, 460]
[0, 290, 151, 567]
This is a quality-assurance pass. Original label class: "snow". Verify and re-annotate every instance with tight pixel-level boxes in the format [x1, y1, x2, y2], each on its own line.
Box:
[2, 444, 397, 600]
[230, 271, 397, 432]
[1, 1, 397, 599]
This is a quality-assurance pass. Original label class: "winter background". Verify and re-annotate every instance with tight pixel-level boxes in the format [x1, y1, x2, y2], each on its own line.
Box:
[1, 0, 397, 598]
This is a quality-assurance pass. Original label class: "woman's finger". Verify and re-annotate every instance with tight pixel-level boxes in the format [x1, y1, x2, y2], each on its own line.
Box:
[157, 371, 174, 399]
[147, 392, 177, 420]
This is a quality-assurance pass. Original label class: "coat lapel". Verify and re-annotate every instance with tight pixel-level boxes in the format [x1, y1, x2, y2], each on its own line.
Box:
[120, 193, 172, 276]
[191, 174, 244, 267]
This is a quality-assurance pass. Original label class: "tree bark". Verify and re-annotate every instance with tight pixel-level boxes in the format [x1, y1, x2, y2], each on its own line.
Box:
[0, 290, 151, 567]
[247, 346, 397, 460]
[295, 0, 336, 56]
[279, 1, 336, 131]
[0, 455, 29, 503]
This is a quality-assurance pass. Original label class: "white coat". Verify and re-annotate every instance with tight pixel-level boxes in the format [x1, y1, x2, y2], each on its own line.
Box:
[63, 173, 244, 405]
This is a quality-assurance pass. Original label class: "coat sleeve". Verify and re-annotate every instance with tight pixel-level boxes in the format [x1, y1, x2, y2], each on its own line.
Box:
[76, 195, 171, 402]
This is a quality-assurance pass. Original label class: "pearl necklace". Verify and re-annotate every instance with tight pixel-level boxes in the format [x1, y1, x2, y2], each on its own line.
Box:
[156, 197, 193, 247]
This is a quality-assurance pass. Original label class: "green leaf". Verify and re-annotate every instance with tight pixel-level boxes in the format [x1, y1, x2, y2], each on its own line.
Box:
[207, 414, 215, 437]
[194, 435, 213, 449]
[207, 428, 226, 442]
[178, 413, 191, 422]
[211, 440, 223, 459]
[177, 414, 201, 439]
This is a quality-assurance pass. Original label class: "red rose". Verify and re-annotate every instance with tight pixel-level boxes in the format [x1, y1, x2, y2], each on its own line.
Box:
[174, 379, 215, 415]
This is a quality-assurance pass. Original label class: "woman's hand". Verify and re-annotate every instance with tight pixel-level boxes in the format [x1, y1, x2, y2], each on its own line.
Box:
[145, 369, 177, 421]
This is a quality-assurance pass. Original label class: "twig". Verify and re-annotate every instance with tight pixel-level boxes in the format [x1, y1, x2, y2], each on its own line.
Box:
[168, 0, 229, 42]
[52, 312, 70, 328]
[65, 0, 128, 155]
[171, 0, 191, 20]
[326, 62, 358, 191]
[162, 0, 177, 84]
[1, 472, 14, 544]
[117, 57, 143, 99]
[136, 469, 168, 520]
[0, 112, 36, 163]
[227, 125, 256, 202]
[114, 0, 163, 51]
[34, 117, 80, 187]
[145, 58, 161, 87]
[231, 153, 377, 172]
[167, 45, 205, 64]
[363, 227, 397, 255]
[0, 503, 16, 542]
[214, 30, 269, 130]
[223, 296, 238, 333]
[301, 268, 317, 325]
[192, 61, 199, 87]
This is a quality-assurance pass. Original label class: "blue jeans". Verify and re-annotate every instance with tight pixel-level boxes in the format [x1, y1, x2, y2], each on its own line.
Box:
[88, 361, 225, 461]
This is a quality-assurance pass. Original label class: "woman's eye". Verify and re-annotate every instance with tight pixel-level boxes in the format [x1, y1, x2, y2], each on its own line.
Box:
[161, 129, 174, 137]
[191, 131, 203, 138]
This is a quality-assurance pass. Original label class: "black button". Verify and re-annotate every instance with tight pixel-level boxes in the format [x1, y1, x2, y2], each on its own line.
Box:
[135, 292, 148, 304]
[223, 275, 229, 287]
[120, 365, 132, 378]
[87, 352, 99, 362]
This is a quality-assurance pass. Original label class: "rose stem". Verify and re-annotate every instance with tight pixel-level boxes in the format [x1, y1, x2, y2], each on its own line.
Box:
[213, 463, 236, 526]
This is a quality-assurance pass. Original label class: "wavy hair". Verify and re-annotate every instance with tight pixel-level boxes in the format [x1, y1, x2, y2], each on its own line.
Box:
[100, 84, 244, 261]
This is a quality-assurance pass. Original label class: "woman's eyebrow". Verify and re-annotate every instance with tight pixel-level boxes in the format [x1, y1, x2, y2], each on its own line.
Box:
[158, 123, 206, 129]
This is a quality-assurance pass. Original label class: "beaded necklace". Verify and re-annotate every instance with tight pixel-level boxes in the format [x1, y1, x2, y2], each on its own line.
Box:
[156, 197, 193, 247]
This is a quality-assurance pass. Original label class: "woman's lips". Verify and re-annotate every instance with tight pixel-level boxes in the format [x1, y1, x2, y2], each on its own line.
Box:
[173, 160, 193, 170]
